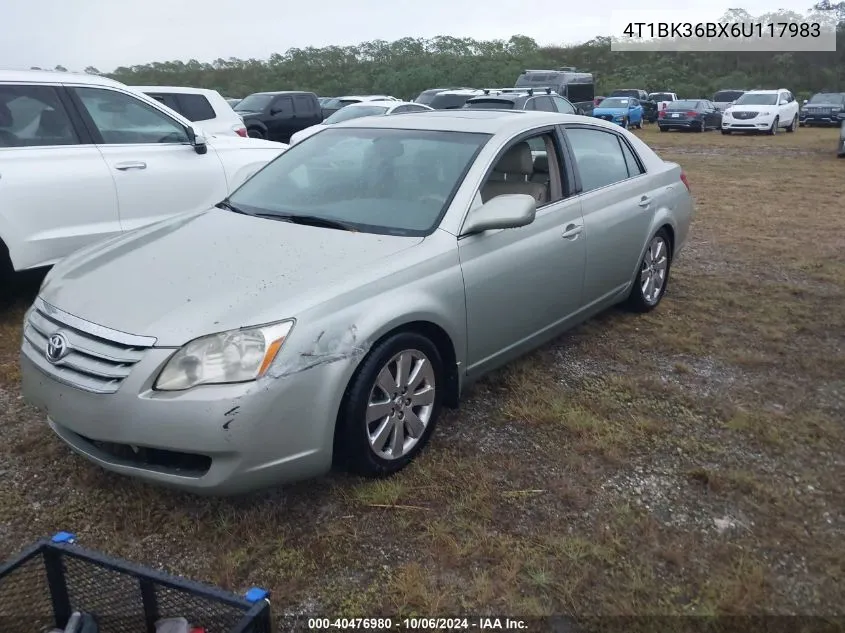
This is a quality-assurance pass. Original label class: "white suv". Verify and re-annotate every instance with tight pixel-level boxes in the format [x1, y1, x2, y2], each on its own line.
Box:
[0, 70, 287, 286]
[133, 86, 248, 138]
[722, 89, 800, 135]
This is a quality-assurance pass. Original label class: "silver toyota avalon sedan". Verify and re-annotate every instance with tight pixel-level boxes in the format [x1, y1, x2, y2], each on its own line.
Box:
[20, 110, 694, 495]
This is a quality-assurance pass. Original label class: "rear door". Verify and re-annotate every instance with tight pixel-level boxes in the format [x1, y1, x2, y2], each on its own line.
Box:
[294, 94, 321, 129]
[562, 124, 655, 306]
[68, 84, 228, 232]
[266, 94, 295, 142]
[0, 82, 119, 270]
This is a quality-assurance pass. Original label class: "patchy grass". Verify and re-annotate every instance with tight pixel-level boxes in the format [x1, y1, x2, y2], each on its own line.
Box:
[1, 125, 843, 623]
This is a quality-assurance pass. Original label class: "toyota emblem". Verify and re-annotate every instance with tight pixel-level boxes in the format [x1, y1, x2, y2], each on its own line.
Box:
[46, 332, 70, 363]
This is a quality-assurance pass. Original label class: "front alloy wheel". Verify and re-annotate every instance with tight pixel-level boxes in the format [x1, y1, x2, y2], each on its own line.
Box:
[768, 117, 779, 135]
[625, 229, 671, 312]
[336, 332, 443, 477]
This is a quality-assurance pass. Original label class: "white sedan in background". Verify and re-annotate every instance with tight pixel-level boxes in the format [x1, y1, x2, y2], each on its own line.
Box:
[289, 100, 433, 145]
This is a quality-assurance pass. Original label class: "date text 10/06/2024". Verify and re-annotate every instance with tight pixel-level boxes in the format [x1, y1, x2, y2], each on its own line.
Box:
[307, 617, 529, 630]
[621, 21, 823, 39]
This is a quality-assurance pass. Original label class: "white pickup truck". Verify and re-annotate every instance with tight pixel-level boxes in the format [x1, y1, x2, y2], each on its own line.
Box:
[649, 92, 679, 114]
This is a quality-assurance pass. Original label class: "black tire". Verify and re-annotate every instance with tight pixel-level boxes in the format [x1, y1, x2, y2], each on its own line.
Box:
[658, 126, 666, 132]
[624, 228, 672, 313]
[247, 127, 265, 139]
[697, 120, 705, 133]
[621, 118, 628, 129]
[768, 117, 779, 135]
[721, 129, 730, 135]
[0, 241, 17, 306]
[335, 331, 444, 478]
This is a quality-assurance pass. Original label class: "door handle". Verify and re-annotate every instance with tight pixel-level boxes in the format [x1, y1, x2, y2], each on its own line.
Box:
[114, 161, 147, 171]
[638, 196, 651, 208]
[562, 224, 583, 239]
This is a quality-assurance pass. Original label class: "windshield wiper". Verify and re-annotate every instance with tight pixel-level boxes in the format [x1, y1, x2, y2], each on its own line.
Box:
[216, 200, 254, 216]
[256, 213, 357, 232]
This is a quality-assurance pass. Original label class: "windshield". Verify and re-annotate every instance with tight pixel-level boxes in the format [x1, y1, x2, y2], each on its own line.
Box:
[650, 93, 674, 101]
[599, 97, 630, 108]
[667, 100, 700, 110]
[234, 94, 274, 112]
[808, 93, 845, 104]
[515, 72, 560, 86]
[415, 90, 445, 105]
[464, 99, 515, 110]
[227, 128, 490, 237]
[734, 93, 777, 106]
[713, 90, 745, 102]
[324, 105, 389, 124]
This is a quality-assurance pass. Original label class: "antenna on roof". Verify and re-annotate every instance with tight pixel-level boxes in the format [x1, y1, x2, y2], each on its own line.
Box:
[545, 87, 551, 94]
[484, 89, 490, 95]
[527, 88, 534, 96]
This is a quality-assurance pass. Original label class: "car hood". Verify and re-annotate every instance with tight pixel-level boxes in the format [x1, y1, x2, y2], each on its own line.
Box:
[728, 104, 776, 113]
[39, 208, 423, 346]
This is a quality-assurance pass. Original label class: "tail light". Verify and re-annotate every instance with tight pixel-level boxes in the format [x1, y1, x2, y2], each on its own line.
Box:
[658, 110, 666, 119]
[680, 170, 690, 192]
[686, 111, 698, 117]
[234, 126, 248, 137]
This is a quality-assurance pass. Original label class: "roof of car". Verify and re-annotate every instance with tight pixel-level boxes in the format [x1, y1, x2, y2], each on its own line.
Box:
[0, 69, 126, 87]
[345, 100, 417, 108]
[131, 86, 222, 95]
[331, 109, 601, 135]
[744, 89, 781, 94]
[250, 90, 317, 96]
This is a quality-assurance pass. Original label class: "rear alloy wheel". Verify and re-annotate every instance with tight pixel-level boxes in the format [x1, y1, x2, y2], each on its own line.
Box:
[336, 332, 443, 477]
[624, 229, 671, 313]
[786, 115, 798, 133]
[768, 117, 779, 135]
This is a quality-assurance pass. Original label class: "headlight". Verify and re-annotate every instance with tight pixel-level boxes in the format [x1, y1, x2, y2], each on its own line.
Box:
[154, 320, 294, 391]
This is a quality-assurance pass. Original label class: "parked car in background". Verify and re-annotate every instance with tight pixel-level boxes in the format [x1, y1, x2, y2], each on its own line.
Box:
[799, 92, 845, 127]
[289, 100, 433, 145]
[721, 89, 799, 135]
[592, 96, 644, 129]
[225, 97, 241, 108]
[649, 92, 678, 115]
[463, 88, 576, 114]
[320, 95, 398, 118]
[427, 89, 485, 110]
[712, 89, 746, 112]
[838, 120, 845, 157]
[234, 91, 323, 142]
[608, 89, 657, 122]
[514, 67, 594, 113]
[0, 70, 287, 289]
[135, 86, 248, 138]
[19, 109, 693, 494]
[414, 87, 474, 105]
[658, 99, 722, 132]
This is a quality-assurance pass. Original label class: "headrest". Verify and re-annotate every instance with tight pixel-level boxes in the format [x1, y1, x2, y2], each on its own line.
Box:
[38, 108, 67, 134]
[0, 103, 12, 127]
[533, 153, 549, 173]
[494, 142, 534, 175]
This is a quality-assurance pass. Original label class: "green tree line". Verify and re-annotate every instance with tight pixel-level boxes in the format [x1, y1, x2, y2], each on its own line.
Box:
[41, 3, 845, 102]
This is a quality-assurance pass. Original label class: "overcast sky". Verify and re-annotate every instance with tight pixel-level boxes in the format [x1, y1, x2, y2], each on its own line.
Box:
[1, 0, 816, 72]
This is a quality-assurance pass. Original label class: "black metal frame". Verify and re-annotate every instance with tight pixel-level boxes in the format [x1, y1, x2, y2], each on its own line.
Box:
[0, 537, 271, 633]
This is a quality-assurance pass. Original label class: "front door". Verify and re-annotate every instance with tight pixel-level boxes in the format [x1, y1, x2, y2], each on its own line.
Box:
[69, 85, 228, 232]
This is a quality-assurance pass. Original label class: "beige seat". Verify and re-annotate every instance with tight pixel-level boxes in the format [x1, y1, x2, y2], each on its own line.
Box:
[531, 153, 550, 184]
[480, 142, 548, 205]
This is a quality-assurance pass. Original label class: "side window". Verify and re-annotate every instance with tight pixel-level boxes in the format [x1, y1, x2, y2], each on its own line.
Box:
[271, 96, 294, 116]
[390, 105, 413, 114]
[293, 95, 315, 115]
[174, 94, 216, 121]
[552, 97, 576, 114]
[74, 87, 189, 145]
[629, 98, 639, 108]
[565, 127, 630, 193]
[0, 84, 80, 148]
[477, 132, 565, 207]
[404, 105, 431, 113]
[532, 97, 556, 112]
[618, 138, 644, 177]
[523, 98, 536, 111]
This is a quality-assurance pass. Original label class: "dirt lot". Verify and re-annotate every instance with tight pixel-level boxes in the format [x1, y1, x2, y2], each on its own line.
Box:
[0, 126, 843, 623]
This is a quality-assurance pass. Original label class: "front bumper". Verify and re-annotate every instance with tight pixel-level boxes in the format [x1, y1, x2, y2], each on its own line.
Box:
[21, 329, 352, 495]
[801, 113, 845, 126]
[721, 114, 775, 132]
[658, 118, 698, 129]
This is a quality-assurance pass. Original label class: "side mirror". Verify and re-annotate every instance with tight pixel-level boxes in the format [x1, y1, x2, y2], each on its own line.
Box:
[461, 194, 536, 235]
[779, 99, 788, 105]
[187, 126, 208, 155]
[803, 99, 808, 105]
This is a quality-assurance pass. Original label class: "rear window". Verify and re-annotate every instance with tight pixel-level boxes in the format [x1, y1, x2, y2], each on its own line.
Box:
[650, 93, 674, 101]
[667, 100, 701, 110]
[464, 99, 515, 110]
[174, 94, 216, 121]
[713, 90, 744, 102]
[415, 90, 444, 105]
[429, 93, 477, 109]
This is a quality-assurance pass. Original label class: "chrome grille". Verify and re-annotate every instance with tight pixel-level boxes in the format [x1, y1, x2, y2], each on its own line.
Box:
[22, 298, 155, 394]
[732, 111, 757, 120]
